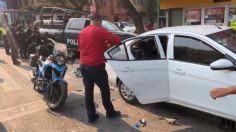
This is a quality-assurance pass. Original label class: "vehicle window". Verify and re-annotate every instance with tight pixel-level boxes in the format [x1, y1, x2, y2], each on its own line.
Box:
[108, 44, 128, 60]
[174, 36, 224, 65]
[207, 29, 236, 54]
[159, 36, 169, 56]
[102, 20, 118, 31]
[130, 37, 160, 60]
[42, 20, 64, 29]
[69, 19, 85, 30]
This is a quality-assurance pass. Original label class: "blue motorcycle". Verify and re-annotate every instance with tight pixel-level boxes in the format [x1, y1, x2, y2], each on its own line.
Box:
[31, 39, 68, 110]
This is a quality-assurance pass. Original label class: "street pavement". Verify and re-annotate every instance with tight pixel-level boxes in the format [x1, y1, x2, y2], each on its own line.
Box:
[0, 47, 232, 132]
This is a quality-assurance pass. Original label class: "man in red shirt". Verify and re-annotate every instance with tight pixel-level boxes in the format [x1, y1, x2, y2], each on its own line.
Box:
[78, 14, 121, 123]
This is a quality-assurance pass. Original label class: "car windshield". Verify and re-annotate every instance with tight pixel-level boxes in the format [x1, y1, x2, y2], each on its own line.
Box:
[102, 20, 119, 31]
[207, 29, 236, 54]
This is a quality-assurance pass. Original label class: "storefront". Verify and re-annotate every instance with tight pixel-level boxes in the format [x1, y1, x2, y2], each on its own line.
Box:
[160, 0, 236, 28]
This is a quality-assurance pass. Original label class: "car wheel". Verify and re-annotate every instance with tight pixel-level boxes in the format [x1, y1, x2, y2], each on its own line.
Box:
[118, 81, 138, 105]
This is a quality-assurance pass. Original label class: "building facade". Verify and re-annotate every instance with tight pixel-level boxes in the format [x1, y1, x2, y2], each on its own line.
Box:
[99, 0, 146, 22]
[16, 0, 78, 11]
[6, 0, 18, 9]
[160, 0, 236, 28]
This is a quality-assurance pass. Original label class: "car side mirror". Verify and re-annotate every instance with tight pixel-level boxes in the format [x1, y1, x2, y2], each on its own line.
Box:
[210, 59, 234, 70]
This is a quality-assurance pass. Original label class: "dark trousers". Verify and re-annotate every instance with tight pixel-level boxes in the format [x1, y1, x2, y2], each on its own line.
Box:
[10, 43, 18, 62]
[6, 33, 19, 63]
[3, 35, 10, 54]
[80, 64, 115, 118]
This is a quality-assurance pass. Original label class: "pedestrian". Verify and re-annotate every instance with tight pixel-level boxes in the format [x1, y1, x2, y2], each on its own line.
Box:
[16, 25, 27, 58]
[210, 85, 236, 99]
[7, 24, 21, 65]
[78, 14, 121, 123]
[0, 25, 10, 55]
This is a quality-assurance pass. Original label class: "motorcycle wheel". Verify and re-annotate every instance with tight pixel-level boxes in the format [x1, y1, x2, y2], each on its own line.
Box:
[33, 78, 47, 94]
[46, 82, 68, 111]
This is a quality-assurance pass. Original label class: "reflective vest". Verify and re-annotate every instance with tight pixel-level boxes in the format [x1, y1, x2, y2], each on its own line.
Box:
[0, 26, 8, 35]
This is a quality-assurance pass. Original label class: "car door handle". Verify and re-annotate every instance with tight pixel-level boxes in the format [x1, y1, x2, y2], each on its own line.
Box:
[173, 68, 186, 75]
[121, 67, 134, 72]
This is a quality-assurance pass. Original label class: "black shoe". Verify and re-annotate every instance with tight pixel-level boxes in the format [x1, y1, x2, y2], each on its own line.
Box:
[106, 111, 121, 119]
[13, 61, 21, 65]
[88, 114, 99, 123]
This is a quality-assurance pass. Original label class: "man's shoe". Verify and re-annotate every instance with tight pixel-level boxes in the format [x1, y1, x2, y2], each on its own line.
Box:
[88, 114, 99, 123]
[106, 111, 121, 119]
[13, 61, 21, 65]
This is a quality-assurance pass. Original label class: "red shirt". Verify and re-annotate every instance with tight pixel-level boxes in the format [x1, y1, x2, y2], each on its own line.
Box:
[78, 25, 121, 66]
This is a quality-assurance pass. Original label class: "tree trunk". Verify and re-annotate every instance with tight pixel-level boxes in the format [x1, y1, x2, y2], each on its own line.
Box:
[68, 0, 83, 10]
[61, 2, 69, 8]
[119, 0, 145, 34]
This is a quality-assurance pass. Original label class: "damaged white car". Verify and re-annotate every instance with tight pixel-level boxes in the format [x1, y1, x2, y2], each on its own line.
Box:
[105, 25, 236, 121]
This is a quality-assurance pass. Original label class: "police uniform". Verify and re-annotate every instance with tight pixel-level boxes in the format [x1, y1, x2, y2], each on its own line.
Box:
[7, 26, 20, 65]
[0, 26, 10, 55]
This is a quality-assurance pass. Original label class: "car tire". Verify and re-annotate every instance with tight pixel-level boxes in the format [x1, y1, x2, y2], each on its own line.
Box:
[118, 81, 138, 105]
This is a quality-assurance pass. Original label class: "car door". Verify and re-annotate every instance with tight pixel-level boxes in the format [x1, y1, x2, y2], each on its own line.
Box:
[105, 35, 169, 104]
[168, 34, 236, 120]
[63, 19, 86, 51]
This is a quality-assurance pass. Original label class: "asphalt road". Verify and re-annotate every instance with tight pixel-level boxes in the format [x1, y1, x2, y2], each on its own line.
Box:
[0, 48, 233, 132]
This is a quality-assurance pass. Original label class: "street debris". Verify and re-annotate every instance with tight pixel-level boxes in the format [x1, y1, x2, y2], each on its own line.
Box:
[47, 109, 62, 116]
[111, 96, 116, 101]
[133, 123, 140, 129]
[72, 68, 82, 78]
[133, 119, 147, 129]
[139, 119, 147, 127]
[76, 89, 83, 92]
[159, 117, 181, 125]
[110, 88, 115, 91]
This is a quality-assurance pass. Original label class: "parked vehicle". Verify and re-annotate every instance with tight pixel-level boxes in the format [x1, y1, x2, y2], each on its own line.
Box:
[105, 25, 236, 121]
[121, 22, 136, 33]
[0, 9, 37, 27]
[38, 7, 136, 59]
[30, 38, 68, 110]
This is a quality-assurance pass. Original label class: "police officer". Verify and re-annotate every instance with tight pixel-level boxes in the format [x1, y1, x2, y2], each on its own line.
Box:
[16, 25, 27, 58]
[7, 25, 21, 65]
[0, 25, 10, 55]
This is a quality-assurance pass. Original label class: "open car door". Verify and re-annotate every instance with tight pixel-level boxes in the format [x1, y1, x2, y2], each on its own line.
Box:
[105, 35, 169, 104]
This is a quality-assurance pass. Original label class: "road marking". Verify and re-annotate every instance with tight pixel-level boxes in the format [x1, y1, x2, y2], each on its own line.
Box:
[0, 92, 82, 122]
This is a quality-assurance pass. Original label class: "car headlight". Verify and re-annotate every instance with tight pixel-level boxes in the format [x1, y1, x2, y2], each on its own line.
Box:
[55, 56, 65, 65]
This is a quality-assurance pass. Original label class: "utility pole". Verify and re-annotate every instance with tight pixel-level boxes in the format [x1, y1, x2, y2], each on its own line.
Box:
[156, 0, 160, 28]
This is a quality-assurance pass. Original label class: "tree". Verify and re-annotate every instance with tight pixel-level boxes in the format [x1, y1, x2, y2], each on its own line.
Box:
[118, 0, 145, 34]
[48, 0, 145, 33]
[49, 0, 89, 11]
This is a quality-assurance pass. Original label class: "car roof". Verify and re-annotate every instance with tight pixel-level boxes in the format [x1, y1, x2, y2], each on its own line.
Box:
[70, 18, 91, 21]
[141, 25, 230, 36]
[69, 18, 110, 22]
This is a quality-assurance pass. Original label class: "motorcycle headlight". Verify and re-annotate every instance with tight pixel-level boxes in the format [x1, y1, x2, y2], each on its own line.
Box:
[55, 56, 65, 65]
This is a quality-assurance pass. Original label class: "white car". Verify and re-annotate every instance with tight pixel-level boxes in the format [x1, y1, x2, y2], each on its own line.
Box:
[105, 25, 236, 121]
[121, 22, 136, 33]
